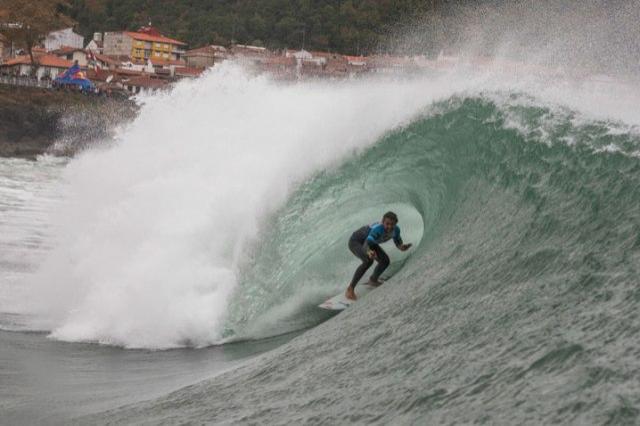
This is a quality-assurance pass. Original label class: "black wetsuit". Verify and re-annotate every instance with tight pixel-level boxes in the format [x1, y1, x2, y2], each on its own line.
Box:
[348, 223, 402, 288]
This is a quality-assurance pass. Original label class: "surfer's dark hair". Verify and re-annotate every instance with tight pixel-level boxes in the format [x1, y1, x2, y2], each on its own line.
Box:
[383, 211, 398, 223]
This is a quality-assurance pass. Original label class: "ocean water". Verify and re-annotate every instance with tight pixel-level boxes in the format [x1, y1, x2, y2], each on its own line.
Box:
[1, 63, 640, 424]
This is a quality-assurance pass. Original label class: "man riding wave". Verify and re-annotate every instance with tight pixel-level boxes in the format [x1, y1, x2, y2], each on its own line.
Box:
[345, 211, 412, 300]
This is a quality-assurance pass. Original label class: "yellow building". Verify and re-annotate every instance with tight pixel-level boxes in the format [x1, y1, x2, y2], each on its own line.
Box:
[103, 30, 187, 62]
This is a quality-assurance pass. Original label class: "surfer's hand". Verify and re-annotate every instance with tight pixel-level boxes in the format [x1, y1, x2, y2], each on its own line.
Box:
[367, 249, 377, 259]
[400, 243, 412, 251]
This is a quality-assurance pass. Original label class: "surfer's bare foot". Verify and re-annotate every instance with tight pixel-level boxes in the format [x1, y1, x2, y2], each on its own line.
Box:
[345, 286, 357, 300]
[368, 278, 384, 287]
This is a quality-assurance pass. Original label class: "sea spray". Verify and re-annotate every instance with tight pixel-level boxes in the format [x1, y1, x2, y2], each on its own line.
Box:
[9, 59, 640, 349]
[23, 64, 451, 348]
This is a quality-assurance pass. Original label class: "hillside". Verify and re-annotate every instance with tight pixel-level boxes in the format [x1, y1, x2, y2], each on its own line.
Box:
[68, 0, 439, 54]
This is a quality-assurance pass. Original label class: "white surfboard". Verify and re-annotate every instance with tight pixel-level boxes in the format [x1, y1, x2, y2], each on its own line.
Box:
[318, 284, 377, 311]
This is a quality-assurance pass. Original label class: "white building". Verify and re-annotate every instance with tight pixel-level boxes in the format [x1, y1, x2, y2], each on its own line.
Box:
[285, 49, 312, 61]
[231, 44, 270, 63]
[0, 54, 72, 80]
[85, 33, 104, 54]
[52, 47, 88, 67]
[44, 28, 84, 51]
[119, 60, 149, 73]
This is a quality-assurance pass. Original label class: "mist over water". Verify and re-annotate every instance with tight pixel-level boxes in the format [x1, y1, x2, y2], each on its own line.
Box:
[394, 0, 640, 77]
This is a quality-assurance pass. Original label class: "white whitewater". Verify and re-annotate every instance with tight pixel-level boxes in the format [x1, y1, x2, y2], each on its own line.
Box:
[20, 64, 452, 348]
[5, 61, 640, 349]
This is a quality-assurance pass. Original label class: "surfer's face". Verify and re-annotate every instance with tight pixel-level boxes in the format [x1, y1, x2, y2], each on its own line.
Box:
[382, 218, 396, 233]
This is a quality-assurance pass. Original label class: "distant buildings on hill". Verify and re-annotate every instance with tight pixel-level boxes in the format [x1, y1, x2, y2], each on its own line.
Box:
[0, 24, 453, 95]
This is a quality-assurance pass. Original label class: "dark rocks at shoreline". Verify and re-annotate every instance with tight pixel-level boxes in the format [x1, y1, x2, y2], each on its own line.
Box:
[0, 85, 137, 159]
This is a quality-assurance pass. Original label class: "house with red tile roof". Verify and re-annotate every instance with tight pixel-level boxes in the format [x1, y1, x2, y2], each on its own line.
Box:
[148, 57, 186, 77]
[93, 54, 124, 70]
[124, 75, 170, 94]
[0, 54, 73, 80]
[174, 67, 205, 79]
[183, 45, 229, 69]
[136, 26, 163, 37]
[230, 44, 271, 65]
[51, 46, 89, 67]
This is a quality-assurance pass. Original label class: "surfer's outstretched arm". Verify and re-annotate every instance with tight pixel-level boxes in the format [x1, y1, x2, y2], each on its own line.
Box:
[392, 225, 412, 251]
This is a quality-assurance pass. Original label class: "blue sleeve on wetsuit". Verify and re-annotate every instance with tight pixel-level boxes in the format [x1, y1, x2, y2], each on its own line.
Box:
[366, 223, 404, 248]
[366, 224, 384, 247]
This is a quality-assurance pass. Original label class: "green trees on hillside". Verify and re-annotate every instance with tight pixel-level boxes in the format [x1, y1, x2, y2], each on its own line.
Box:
[67, 0, 439, 54]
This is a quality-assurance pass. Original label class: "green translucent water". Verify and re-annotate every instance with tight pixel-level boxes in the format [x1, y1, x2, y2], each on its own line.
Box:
[87, 94, 640, 424]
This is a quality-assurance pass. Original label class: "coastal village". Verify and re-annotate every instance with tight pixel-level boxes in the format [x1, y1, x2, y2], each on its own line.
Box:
[0, 25, 456, 96]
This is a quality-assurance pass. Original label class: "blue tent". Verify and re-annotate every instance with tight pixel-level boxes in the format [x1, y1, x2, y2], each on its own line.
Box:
[54, 64, 95, 91]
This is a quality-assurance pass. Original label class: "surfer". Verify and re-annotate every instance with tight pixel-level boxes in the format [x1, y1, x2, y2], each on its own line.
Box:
[345, 211, 412, 300]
